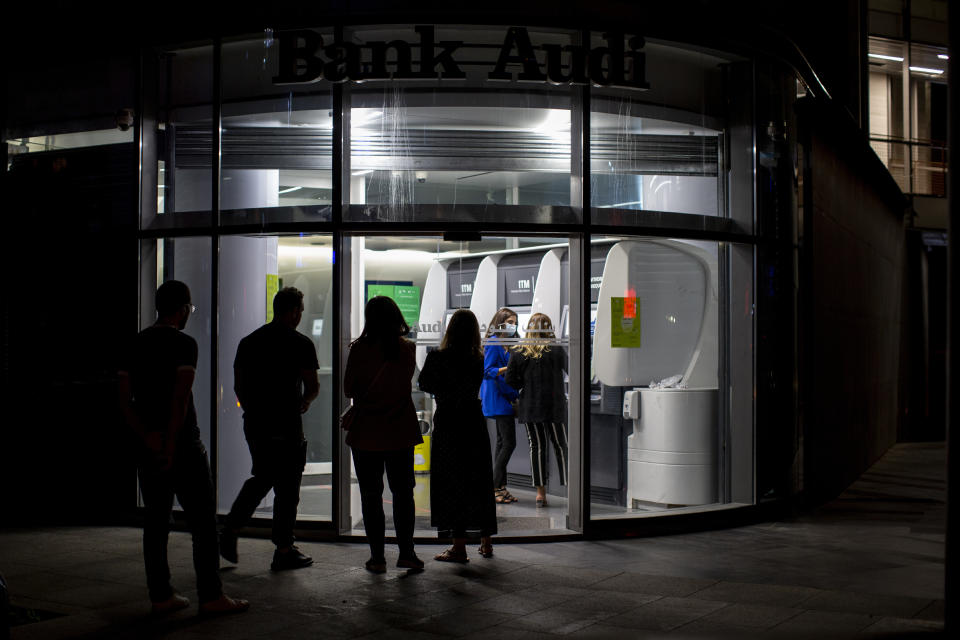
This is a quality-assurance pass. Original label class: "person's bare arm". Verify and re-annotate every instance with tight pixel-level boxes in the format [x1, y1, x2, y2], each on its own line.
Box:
[301, 369, 320, 413]
[162, 365, 196, 467]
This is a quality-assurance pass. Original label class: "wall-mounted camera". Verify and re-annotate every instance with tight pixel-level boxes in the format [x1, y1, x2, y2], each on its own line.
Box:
[115, 108, 134, 132]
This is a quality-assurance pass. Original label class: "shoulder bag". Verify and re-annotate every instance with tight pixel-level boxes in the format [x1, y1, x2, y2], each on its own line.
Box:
[340, 360, 389, 431]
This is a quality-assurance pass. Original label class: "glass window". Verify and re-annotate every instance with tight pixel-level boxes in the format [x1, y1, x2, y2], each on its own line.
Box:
[590, 41, 731, 223]
[218, 33, 334, 225]
[345, 26, 578, 225]
[910, 0, 948, 46]
[219, 234, 334, 519]
[140, 237, 214, 449]
[586, 236, 751, 519]
[153, 44, 215, 219]
[868, 0, 906, 39]
[343, 234, 573, 536]
[6, 129, 133, 154]
[868, 36, 948, 195]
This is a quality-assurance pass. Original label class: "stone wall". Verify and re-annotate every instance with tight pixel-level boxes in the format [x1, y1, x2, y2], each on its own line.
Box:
[797, 98, 909, 502]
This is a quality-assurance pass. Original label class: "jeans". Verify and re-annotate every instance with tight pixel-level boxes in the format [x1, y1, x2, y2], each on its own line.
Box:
[138, 440, 222, 604]
[224, 436, 307, 548]
[352, 447, 416, 561]
[491, 415, 517, 489]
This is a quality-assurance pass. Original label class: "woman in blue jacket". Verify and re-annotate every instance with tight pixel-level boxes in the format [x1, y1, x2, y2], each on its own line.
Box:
[482, 307, 520, 504]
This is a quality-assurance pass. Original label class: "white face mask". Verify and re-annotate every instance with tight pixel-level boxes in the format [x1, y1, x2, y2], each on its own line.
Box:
[501, 323, 517, 334]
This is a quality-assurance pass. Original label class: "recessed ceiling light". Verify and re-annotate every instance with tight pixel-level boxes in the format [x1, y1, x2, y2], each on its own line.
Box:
[937, 54, 949, 60]
[909, 66, 944, 75]
[868, 53, 904, 62]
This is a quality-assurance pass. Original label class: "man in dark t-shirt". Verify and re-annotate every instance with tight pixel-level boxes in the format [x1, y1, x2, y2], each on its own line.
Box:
[118, 280, 248, 616]
[220, 286, 320, 571]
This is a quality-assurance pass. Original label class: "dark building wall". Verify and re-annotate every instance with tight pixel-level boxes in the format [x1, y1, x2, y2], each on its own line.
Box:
[797, 98, 908, 503]
[1, 145, 139, 524]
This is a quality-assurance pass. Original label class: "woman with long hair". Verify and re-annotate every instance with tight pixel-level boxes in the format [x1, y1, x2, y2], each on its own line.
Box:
[418, 309, 497, 562]
[505, 312, 568, 508]
[343, 296, 424, 573]
[482, 308, 520, 504]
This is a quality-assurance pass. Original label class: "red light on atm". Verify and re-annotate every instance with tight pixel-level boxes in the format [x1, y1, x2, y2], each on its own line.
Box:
[624, 287, 637, 318]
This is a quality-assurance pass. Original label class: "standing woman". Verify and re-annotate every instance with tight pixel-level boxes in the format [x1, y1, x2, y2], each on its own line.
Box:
[505, 313, 568, 508]
[482, 308, 520, 504]
[344, 296, 424, 573]
[418, 309, 497, 562]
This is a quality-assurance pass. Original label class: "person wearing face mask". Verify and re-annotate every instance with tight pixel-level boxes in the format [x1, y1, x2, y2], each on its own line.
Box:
[481, 308, 521, 504]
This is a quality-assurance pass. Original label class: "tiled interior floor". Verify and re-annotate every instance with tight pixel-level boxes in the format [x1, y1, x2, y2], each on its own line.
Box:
[1, 442, 945, 638]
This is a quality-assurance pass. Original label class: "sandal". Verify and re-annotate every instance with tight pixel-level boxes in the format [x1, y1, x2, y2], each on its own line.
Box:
[478, 543, 494, 559]
[494, 488, 518, 504]
[434, 547, 469, 564]
[536, 496, 548, 508]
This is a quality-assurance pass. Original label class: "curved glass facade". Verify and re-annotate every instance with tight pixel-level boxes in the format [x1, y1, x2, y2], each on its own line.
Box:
[138, 25, 757, 536]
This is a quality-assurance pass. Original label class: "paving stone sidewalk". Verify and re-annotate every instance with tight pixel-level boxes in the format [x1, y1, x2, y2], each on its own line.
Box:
[1, 442, 945, 638]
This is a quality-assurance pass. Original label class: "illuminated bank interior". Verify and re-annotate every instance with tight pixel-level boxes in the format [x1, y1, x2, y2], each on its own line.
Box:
[140, 25, 756, 537]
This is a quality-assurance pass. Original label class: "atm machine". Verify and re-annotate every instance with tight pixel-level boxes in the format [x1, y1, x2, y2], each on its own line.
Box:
[492, 250, 568, 496]
[416, 256, 483, 369]
[593, 239, 719, 508]
[558, 242, 630, 506]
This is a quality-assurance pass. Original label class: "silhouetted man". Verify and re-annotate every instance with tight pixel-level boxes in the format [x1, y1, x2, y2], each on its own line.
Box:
[220, 287, 320, 571]
[118, 280, 248, 616]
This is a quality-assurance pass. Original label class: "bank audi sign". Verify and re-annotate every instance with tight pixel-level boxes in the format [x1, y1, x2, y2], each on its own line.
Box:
[273, 26, 649, 90]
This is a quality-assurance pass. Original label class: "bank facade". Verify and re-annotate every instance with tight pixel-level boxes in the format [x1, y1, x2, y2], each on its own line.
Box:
[9, 13, 849, 537]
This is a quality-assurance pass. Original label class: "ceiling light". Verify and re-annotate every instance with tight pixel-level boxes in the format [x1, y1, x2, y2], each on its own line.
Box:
[352, 110, 383, 127]
[868, 53, 904, 62]
[278, 186, 302, 194]
[598, 200, 643, 208]
[532, 110, 570, 136]
[937, 54, 949, 60]
[909, 66, 944, 75]
[351, 169, 375, 176]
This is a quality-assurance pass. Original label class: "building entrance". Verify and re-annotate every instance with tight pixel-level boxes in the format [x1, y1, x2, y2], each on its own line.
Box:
[343, 234, 574, 538]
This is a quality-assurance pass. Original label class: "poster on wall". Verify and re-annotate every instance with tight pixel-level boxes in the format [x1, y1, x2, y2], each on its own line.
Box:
[610, 296, 641, 348]
[266, 274, 280, 323]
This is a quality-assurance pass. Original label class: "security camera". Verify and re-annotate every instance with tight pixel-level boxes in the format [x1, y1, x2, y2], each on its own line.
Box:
[415, 171, 428, 184]
[115, 108, 134, 132]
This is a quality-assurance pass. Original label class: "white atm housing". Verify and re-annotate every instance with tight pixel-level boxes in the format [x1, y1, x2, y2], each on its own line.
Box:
[594, 240, 719, 507]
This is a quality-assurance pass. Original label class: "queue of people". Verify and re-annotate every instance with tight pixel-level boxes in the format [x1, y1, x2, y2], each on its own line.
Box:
[120, 282, 567, 617]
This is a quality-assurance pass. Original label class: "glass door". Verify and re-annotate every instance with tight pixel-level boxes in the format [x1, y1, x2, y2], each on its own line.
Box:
[340, 234, 576, 538]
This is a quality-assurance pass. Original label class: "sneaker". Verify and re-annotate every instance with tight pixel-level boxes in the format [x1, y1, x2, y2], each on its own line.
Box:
[396, 554, 424, 570]
[365, 557, 387, 574]
[219, 528, 238, 564]
[151, 593, 190, 615]
[271, 546, 313, 571]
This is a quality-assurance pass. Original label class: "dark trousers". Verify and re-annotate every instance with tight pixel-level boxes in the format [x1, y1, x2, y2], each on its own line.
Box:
[352, 447, 416, 561]
[524, 422, 568, 488]
[225, 437, 307, 548]
[138, 441, 222, 604]
[491, 415, 517, 489]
